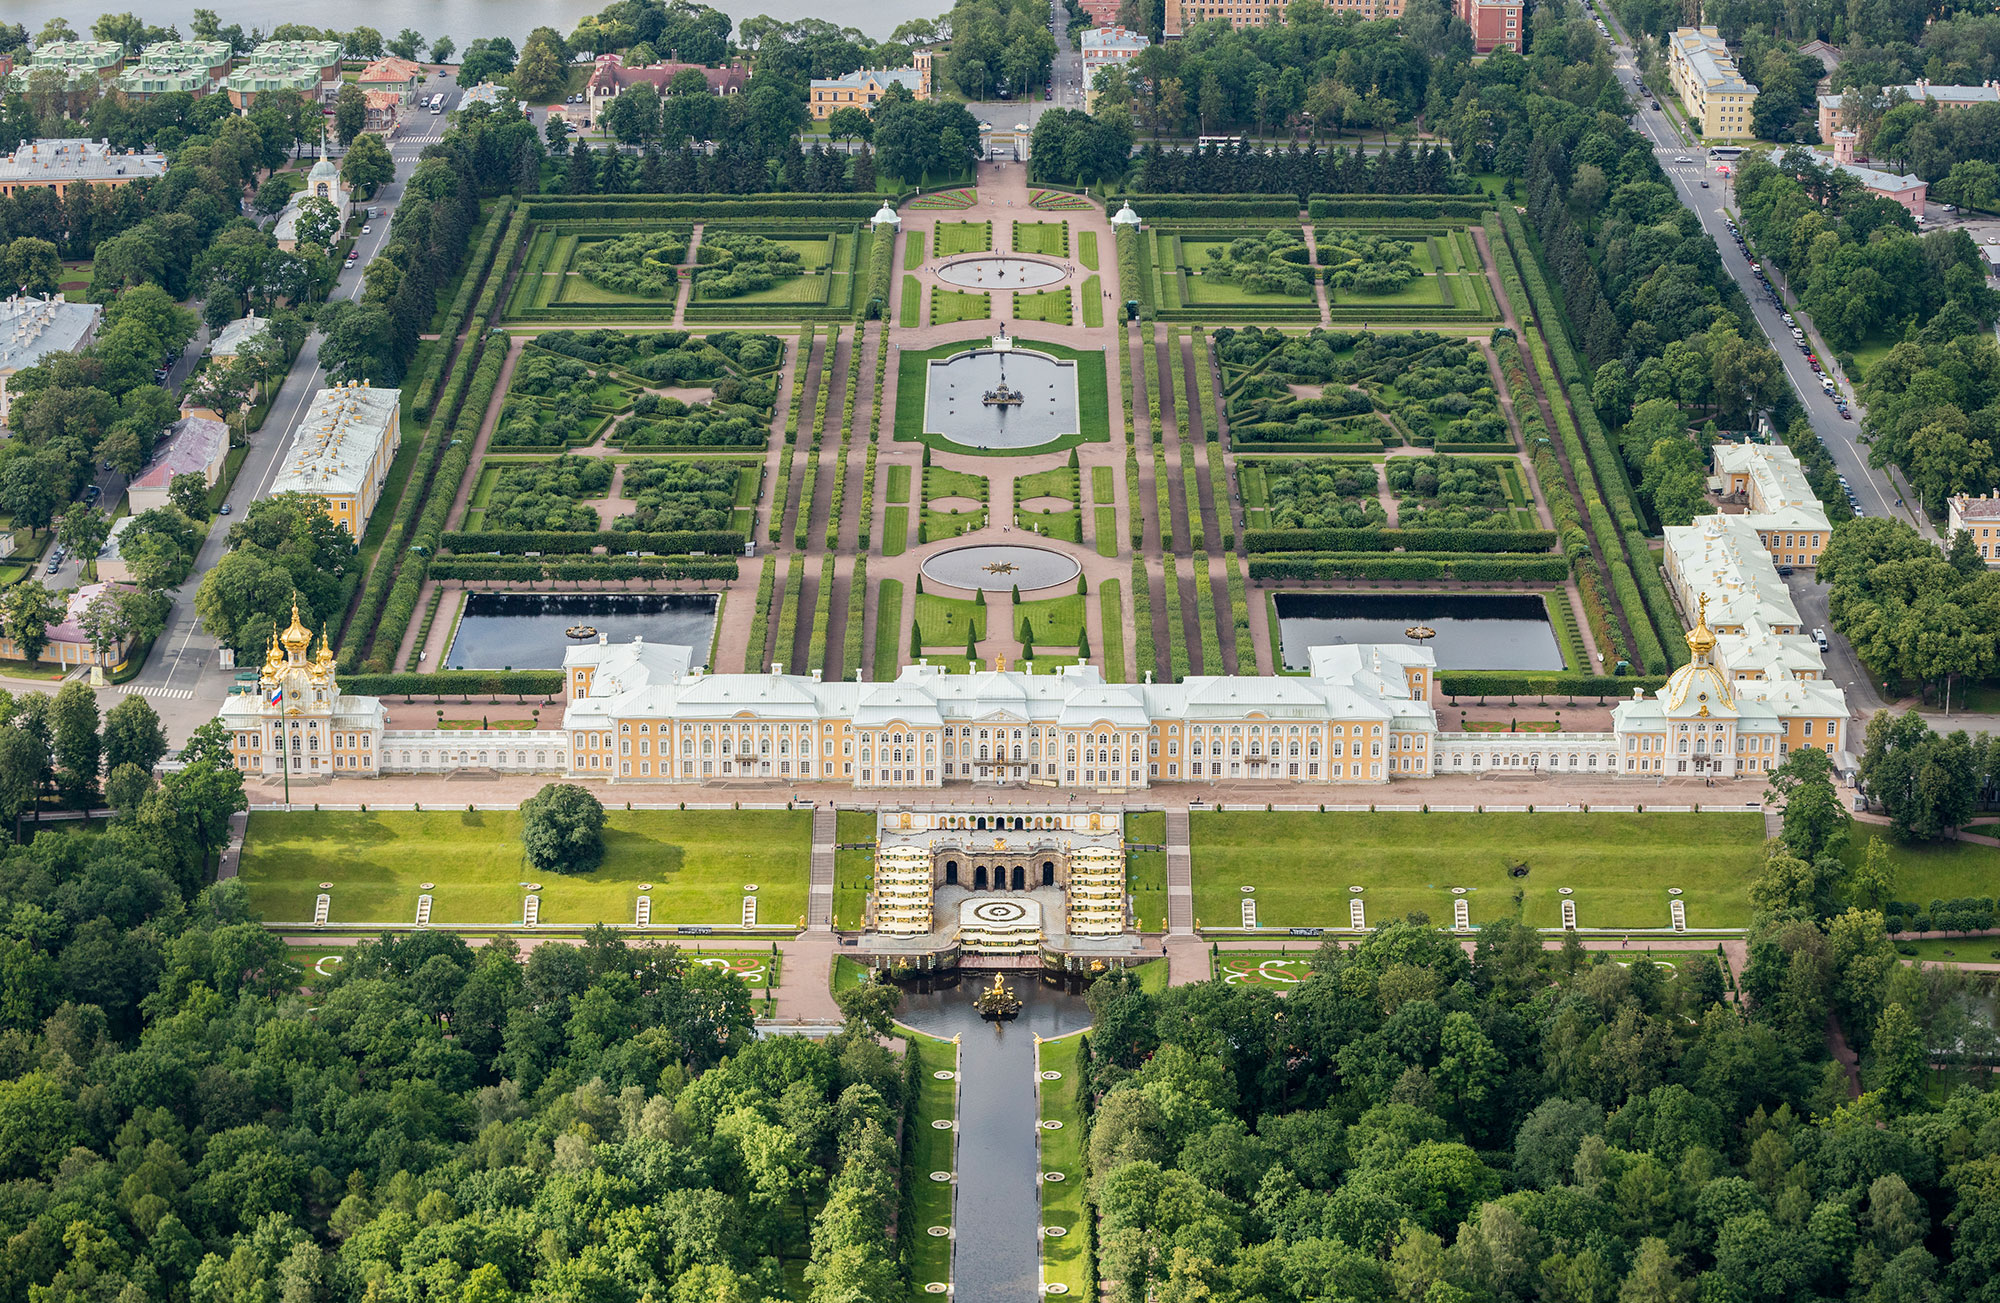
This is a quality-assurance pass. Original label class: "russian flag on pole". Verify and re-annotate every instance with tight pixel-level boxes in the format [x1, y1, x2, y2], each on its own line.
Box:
[268, 686, 284, 705]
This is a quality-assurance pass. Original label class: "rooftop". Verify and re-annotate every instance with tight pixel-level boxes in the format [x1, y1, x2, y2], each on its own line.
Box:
[49, 582, 137, 648]
[130, 412, 229, 492]
[115, 67, 212, 95]
[1671, 28, 1755, 96]
[136, 40, 233, 69]
[586, 54, 749, 96]
[810, 67, 924, 93]
[1712, 441, 1829, 532]
[1951, 493, 2000, 521]
[1664, 514, 1803, 632]
[0, 296, 101, 374]
[357, 56, 425, 85]
[242, 39, 344, 70]
[223, 65, 323, 94]
[271, 383, 400, 499]
[28, 40, 125, 71]
[1080, 26, 1150, 53]
[209, 313, 271, 358]
[0, 138, 168, 185]
[1832, 157, 1925, 193]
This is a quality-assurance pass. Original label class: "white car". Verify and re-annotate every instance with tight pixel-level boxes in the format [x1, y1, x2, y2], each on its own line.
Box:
[361, 225, 372, 234]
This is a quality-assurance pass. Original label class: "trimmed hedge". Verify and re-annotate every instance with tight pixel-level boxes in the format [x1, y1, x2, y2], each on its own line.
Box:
[1437, 671, 1669, 699]
[1307, 197, 1490, 219]
[1244, 526, 1556, 554]
[429, 557, 738, 582]
[442, 529, 745, 556]
[345, 670, 564, 697]
[1116, 224, 1146, 319]
[411, 198, 513, 423]
[524, 194, 896, 221]
[1248, 552, 1570, 581]
[860, 225, 891, 321]
[1117, 194, 1302, 219]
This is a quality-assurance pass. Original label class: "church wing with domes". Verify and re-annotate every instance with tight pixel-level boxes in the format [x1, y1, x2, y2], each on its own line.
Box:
[218, 602, 386, 779]
[1611, 594, 1848, 779]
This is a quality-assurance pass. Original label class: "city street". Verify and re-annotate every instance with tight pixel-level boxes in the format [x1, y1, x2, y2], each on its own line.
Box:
[99, 125, 430, 738]
[1598, 25, 1934, 540]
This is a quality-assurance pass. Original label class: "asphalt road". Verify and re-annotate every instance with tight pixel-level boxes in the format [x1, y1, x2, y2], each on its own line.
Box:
[108, 129, 427, 737]
[1051, 0, 1084, 110]
[1595, 18, 1934, 540]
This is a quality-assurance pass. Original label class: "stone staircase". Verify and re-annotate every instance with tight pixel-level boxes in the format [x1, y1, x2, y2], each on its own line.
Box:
[1165, 808, 1193, 934]
[808, 805, 837, 930]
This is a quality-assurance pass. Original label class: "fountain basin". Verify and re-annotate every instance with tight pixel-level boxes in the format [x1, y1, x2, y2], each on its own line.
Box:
[935, 256, 1067, 289]
[921, 544, 1081, 593]
[923, 345, 1079, 449]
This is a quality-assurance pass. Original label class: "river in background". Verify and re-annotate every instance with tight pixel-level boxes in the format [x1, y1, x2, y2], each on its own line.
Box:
[0, 0, 938, 54]
[898, 975, 1093, 1302]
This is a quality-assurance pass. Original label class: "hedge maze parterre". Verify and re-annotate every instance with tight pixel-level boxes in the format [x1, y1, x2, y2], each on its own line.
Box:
[348, 189, 1688, 772]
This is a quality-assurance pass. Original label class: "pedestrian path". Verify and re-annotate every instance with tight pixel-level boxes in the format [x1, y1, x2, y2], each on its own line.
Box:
[123, 685, 195, 701]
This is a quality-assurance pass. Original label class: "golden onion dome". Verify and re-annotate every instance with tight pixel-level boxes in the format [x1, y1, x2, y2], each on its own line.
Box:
[279, 599, 312, 655]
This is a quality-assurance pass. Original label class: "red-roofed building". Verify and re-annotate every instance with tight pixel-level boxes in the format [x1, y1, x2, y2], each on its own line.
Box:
[0, 581, 140, 667]
[128, 409, 229, 513]
[585, 53, 748, 120]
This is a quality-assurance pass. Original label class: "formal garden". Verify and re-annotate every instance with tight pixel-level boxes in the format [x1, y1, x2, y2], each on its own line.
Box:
[1218, 328, 1512, 452]
[493, 329, 783, 450]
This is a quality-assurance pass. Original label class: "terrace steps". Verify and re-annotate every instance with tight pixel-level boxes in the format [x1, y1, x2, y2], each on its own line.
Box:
[1165, 808, 1193, 934]
[808, 804, 836, 930]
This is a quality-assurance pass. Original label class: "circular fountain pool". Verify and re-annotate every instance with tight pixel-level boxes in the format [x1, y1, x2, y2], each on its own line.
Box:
[921, 544, 1081, 593]
[935, 256, 1067, 290]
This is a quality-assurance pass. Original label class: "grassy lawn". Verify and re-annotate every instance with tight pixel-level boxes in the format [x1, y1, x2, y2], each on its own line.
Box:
[935, 220, 993, 255]
[874, 578, 905, 680]
[1128, 810, 1166, 930]
[1838, 825, 2000, 909]
[1081, 276, 1104, 327]
[834, 810, 875, 930]
[916, 592, 988, 643]
[1894, 936, 2000, 965]
[907, 1030, 960, 1295]
[1015, 287, 1071, 324]
[1844, 333, 1897, 382]
[1078, 230, 1099, 270]
[240, 809, 811, 928]
[1213, 950, 1317, 985]
[1094, 506, 1118, 557]
[906, 230, 927, 267]
[1038, 1033, 1089, 1297]
[1012, 220, 1069, 257]
[1012, 593, 1085, 646]
[1099, 576, 1125, 681]
[930, 289, 990, 325]
[900, 274, 922, 327]
[882, 505, 909, 555]
[888, 464, 912, 502]
[1190, 811, 1767, 931]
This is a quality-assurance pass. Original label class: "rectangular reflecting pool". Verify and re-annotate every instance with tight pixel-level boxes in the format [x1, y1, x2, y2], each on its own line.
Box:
[1276, 592, 1564, 673]
[444, 593, 718, 670]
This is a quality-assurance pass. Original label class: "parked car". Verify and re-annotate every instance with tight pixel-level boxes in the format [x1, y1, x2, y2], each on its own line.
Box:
[1700, 179, 1710, 187]
[1812, 628, 1829, 651]
[1776, 565, 1795, 576]
[219, 504, 231, 515]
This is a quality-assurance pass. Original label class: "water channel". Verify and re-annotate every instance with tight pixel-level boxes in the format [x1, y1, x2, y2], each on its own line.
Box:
[897, 975, 1093, 1301]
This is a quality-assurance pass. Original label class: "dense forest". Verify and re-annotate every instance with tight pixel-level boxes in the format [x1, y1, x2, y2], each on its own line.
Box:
[1078, 899, 1999, 1303]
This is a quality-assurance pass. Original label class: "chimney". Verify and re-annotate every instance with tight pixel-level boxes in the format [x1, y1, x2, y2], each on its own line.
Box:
[812, 669, 822, 682]
[597, 632, 608, 645]
[771, 662, 783, 675]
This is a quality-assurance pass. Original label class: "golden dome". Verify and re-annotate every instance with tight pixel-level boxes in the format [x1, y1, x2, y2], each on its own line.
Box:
[1661, 594, 1732, 716]
[1685, 592, 1717, 660]
[261, 629, 284, 678]
[310, 625, 336, 683]
[279, 598, 312, 655]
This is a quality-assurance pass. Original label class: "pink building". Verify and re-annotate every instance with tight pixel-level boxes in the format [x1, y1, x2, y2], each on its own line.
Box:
[585, 53, 748, 121]
[1829, 132, 1926, 216]
[1456, 0, 1523, 52]
[1818, 80, 2000, 149]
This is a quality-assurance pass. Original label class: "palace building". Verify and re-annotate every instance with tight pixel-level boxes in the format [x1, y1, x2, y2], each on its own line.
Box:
[219, 603, 1850, 787]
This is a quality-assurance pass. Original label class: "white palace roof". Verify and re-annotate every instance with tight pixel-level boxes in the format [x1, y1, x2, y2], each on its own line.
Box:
[564, 640, 1438, 732]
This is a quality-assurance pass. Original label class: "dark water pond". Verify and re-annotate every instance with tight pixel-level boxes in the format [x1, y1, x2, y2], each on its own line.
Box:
[1276, 591, 1564, 673]
[898, 976, 1094, 1302]
[443, 593, 717, 670]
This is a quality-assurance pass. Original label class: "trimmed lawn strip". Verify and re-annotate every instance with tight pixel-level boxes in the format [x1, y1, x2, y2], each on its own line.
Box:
[1038, 1033, 1089, 1297]
[1079, 229, 1099, 270]
[1095, 506, 1119, 556]
[1081, 276, 1103, 327]
[883, 504, 909, 555]
[1100, 577, 1127, 682]
[906, 1030, 960, 1297]
[900, 275, 922, 327]
[240, 809, 811, 928]
[874, 577, 906, 680]
[931, 289, 991, 325]
[834, 809, 875, 930]
[1839, 826, 2000, 909]
[1190, 811, 1765, 931]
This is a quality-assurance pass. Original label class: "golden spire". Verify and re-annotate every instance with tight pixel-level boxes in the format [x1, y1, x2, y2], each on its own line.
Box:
[279, 596, 312, 657]
[261, 628, 284, 678]
[310, 624, 337, 683]
[1686, 592, 1716, 662]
